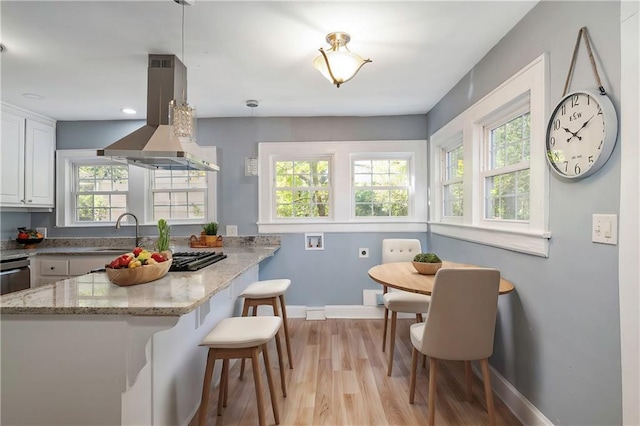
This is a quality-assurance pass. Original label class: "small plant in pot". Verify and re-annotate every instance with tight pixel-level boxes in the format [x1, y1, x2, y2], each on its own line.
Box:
[412, 252, 443, 275]
[201, 222, 222, 247]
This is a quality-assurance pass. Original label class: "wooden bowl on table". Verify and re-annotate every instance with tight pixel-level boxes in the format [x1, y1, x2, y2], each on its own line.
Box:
[412, 261, 442, 275]
[106, 259, 173, 286]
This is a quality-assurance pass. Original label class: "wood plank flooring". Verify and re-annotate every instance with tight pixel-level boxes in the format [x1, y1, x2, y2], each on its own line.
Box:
[194, 318, 522, 426]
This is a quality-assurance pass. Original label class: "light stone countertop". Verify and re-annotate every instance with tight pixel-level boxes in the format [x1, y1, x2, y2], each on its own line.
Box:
[0, 246, 279, 316]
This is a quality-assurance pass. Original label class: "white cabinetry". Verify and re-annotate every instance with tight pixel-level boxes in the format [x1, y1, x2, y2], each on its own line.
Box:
[1, 104, 56, 208]
[34, 255, 117, 287]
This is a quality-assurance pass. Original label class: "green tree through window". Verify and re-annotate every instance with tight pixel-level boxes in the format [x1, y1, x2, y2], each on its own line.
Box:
[353, 159, 409, 217]
[275, 160, 329, 218]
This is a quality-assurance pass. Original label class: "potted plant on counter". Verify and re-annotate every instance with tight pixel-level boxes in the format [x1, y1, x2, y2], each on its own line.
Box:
[412, 252, 443, 275]
[201, 222, 222, 247]
[156, 219, 172, 256]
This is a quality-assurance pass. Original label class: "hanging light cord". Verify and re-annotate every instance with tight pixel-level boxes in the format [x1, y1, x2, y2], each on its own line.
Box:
[181, 2, 185, 64]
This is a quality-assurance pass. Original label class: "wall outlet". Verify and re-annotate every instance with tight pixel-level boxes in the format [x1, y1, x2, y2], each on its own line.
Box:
[226, 225, 238, 237]
[359, 248, 369, 258]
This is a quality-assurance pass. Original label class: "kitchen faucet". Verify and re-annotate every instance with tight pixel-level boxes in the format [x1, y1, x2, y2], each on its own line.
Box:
[115, 212, 140, 248]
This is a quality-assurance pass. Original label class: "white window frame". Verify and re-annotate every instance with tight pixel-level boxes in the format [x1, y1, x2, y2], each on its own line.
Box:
[148, 168, 212, 223]
[258, 140, 427, 233]
[271, 155, 333, 221]
[429, 53, 550, 257]
[56, 148, 217, 227]
[440, 134, 464, 223]
[351, 154, 413, 220]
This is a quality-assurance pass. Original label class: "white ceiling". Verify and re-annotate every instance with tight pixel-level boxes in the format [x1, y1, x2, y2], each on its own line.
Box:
[0, 1, 538, 121]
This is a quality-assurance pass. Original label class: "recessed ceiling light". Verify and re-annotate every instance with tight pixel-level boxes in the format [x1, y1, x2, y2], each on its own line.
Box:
[22, 93, 44, 100]
[121, 108, 136, 115]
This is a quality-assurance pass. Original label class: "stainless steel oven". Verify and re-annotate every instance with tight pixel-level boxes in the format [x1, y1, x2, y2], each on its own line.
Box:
[1, 257, 31, 295]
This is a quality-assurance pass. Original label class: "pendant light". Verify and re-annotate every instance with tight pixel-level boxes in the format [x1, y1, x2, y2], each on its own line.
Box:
[313, 32, 372, 88]
[169, 0, 197, 141]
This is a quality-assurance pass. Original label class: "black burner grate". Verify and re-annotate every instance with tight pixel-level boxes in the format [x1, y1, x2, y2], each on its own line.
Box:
[169, 251, 227, 272]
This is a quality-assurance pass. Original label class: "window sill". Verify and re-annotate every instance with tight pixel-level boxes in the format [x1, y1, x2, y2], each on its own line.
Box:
[258, 221, 428, 234]
[429, 222, 551, 257]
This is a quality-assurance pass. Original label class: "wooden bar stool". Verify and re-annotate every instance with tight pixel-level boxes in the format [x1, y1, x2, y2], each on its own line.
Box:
[239, 279, 293, 377]
[198, 316, 285, 426]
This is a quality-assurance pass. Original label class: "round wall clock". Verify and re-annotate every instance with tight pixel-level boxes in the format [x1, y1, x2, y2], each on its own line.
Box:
[545, 90, 618, 179]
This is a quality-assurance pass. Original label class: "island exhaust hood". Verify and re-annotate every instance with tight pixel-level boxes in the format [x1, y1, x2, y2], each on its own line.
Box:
[97, 54, 219, 172]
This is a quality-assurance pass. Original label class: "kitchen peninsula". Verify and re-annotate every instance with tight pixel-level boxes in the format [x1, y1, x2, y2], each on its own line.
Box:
[1, 243, 279, 426]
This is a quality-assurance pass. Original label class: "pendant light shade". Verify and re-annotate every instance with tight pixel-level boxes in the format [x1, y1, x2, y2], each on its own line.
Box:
[313, 32, 371, 88]
[169, 0, 197, 142]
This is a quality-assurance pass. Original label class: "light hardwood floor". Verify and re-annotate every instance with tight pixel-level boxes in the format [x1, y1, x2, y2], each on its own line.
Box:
[195, 318, 522, 425]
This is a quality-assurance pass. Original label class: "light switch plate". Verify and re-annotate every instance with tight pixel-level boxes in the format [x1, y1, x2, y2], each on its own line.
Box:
[592, 214, 618, 245]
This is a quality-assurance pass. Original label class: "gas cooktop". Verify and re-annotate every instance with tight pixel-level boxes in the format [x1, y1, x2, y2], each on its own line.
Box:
[169, 251, 227, 272]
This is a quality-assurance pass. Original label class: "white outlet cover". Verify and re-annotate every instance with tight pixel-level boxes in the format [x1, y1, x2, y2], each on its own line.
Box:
[226, 225, 238, 237]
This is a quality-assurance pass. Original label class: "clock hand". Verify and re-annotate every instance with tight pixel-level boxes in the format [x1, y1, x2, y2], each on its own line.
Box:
[575, 114, 596, 135]
[563, 126, 581, 142]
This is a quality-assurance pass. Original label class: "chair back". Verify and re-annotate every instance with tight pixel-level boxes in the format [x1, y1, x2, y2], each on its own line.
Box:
[381, 239, 422, 264]
[420, 268, 500, 361]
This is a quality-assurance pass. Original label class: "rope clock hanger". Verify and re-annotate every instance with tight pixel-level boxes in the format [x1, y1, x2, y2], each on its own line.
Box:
[545, 27, 618, 180]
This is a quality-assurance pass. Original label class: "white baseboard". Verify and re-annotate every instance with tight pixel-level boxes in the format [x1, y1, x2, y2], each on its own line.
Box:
[285, 304, 417, 319]
[471, 362, 554, 426]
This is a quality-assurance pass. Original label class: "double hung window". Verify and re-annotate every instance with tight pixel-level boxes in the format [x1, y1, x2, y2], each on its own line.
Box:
[259, 140, 427, 233]
[429, 54, 549, 256]
[56, 148, 217, 226]
[353, 158, 410, 218]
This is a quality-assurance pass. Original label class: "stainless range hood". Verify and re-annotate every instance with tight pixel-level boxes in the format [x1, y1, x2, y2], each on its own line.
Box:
[98, 54, 219, 172]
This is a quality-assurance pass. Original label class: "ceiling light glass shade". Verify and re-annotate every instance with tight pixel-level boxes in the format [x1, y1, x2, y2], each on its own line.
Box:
[169, 100, 197, 142]
[313, 32, 371, 88]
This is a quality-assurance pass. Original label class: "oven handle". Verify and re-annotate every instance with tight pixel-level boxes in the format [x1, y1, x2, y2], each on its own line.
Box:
[0, 268, 26, 276]
[0, 258, 30, 271]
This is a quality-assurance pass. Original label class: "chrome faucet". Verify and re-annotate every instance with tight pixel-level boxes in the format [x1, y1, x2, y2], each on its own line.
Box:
[115, 212, 140, 248]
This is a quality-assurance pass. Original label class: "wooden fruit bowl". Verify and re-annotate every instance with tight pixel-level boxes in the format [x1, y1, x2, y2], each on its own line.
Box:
[412, 261, 442, 275]
[106, 260, 173, 286]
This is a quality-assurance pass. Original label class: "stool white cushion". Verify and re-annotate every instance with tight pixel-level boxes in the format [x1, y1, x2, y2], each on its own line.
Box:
[240, 279, 291, 299]
[200, 316, 282, 349]
[383, 292, 430, 313]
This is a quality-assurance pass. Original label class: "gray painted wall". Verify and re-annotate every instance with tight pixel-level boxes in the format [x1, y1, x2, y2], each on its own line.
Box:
[426, 2, 621, 424]
[10, 115, 427, 306]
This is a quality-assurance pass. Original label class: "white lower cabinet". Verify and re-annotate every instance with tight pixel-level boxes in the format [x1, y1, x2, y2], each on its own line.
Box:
[34, 255, 117, 287]
[1, 103, 55, 208]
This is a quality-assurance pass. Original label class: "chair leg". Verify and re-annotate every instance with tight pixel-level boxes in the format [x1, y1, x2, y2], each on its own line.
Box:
[218, 358, 229, 415]
[251, 347, 267, 426]
[464, 361, 473, 402]
[198, 349, 216, 426]
[409, 348, 418, 404]
[279, 294, 294, 369]
[273, 324, 287, 397]
[428, 358, 438, 426]
[481, 358, 496, 426]
[262, 343, 280, 425]
[239, 300, 251, 380]
[382, 286, 388, 352]
[387, 311, 398, 376]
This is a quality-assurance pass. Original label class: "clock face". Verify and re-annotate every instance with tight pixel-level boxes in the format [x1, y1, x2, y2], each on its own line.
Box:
[545, 91, 617, 179]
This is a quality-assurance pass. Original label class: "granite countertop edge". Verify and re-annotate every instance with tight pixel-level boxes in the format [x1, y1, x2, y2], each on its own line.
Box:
[0, 245, 280, 316]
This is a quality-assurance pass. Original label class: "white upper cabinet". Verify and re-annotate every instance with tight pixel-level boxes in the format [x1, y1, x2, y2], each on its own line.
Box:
[1, 104, 56, 208]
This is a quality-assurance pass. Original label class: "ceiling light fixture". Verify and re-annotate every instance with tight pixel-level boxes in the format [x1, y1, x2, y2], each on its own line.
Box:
[169, 0, 196, 142]
[313, 32, 372, 88]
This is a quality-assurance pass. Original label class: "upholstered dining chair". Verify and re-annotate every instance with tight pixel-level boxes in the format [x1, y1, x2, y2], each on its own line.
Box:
[381, 238, 430, 376]
[408, 268, 501, 426]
